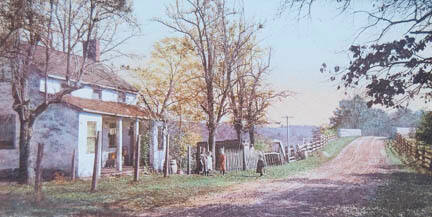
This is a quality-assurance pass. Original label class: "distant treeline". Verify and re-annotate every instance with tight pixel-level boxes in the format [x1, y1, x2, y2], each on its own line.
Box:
[330, 95, 423, 137]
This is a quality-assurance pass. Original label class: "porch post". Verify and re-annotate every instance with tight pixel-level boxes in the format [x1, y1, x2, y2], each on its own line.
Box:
[116, 117, 123, 171]
[134, 118, 139, 164]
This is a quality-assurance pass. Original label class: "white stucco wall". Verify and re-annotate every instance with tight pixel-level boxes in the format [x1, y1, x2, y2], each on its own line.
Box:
[72, 86, 93, 99]
[338, 128, 362, 137]
[77, 112, 102, 177]
[39, 78, 61, 94]
[393, 127, 416, 137]
[101, 89, 118, 102]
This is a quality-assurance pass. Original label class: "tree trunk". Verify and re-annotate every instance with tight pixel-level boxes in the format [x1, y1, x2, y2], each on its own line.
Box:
[235, 124, 246, 171]
[249, 125, 255, 146]
[19, 120, 34, 184]
[208, 126, 216, 168]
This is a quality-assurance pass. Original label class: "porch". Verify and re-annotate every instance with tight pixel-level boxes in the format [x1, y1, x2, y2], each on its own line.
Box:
[100, 116, 140, 171]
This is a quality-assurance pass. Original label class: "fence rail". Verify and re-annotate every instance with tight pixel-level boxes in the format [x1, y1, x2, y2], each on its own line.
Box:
[297, 134, 337, 158]
[393, 134, 432, 170]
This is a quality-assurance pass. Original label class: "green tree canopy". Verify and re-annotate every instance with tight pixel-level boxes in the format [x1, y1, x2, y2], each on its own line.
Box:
[416, 112, 432, 145]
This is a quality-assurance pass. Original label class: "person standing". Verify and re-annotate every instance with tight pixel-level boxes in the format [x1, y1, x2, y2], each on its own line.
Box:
[219, 150, 226, 175]
[256, 153, 266, 177]
[206, 151, 212, 175]
[200, 149, 207, 176]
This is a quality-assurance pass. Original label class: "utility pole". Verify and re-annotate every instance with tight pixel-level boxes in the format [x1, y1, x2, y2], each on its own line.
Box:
[282, 116, 294, 162]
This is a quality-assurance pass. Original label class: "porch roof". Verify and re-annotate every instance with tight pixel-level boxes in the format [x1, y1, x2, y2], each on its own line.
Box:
[63, 95, 151, 119]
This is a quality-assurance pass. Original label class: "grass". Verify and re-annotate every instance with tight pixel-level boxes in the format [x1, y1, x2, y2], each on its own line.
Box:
[350, 141, 432, 217]
[0, 136, 357, 217]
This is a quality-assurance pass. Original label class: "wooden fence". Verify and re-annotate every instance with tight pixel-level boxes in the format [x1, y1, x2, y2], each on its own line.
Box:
[265, 153, 283, 166]
[225, 147, 260, 171]
[393, 134, 432, 170]
[296, 134, 337, 158]
[223, 134, 337, 171]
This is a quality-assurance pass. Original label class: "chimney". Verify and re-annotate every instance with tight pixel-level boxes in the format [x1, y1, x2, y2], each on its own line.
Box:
[83, 39, 100, 62]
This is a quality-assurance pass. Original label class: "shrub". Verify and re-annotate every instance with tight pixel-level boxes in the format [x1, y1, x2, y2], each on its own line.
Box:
[415, 111, 432, 145]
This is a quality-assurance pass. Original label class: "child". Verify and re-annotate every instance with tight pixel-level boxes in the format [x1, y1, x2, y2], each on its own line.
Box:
[200, 150, 207, 176]
[219, 150, 226, 175]
[206, 151, 212, 175]
[256, 153, 266, 177]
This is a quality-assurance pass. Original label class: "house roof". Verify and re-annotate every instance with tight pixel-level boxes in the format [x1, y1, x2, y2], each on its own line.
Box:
[30, 45, 137, 92]
[63, 95, 150, 119]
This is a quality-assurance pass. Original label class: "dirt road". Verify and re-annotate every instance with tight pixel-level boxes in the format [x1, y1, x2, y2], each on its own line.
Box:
[142, 137, 391, 217]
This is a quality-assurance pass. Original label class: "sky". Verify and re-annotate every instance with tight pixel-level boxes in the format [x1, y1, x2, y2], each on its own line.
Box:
[116, 0, 430, 126]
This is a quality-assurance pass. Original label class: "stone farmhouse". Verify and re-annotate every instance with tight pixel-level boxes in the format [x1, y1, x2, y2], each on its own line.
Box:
[0, 41, 167, 178]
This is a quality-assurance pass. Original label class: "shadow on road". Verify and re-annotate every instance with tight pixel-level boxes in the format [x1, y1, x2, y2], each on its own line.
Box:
[152, 170, 432, 217]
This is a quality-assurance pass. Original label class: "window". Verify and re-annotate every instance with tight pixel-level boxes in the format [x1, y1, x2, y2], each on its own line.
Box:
[108, 123, 117, 148]
[0, 114, 15, 149]
[92, 88, 102, 100]
[87, 121, 97, 153]
[157, 127, 164, 150]
[0, 63, 12, 82]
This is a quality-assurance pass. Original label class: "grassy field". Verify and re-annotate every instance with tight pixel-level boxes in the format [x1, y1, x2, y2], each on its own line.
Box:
[0, 136, 356, 217]
[342, 141, 432, 217]
[365, 142, 432, 217]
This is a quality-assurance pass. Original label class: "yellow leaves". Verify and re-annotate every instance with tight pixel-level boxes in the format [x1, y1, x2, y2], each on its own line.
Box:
[133, 37, 204, 121]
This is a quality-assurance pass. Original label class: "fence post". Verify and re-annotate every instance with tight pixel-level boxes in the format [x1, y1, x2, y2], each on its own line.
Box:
[134, 136, 141, 182]
[187, 145, 191, 175]
[242, 144, 247, 171]
[71, 149, 76, 181]
[91, 132, 101, 192]
[35, 143, 44, 201]
[164, 134, 170, 177]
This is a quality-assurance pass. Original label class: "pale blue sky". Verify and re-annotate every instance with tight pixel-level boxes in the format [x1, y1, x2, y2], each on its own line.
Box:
[117, 1, 429, 125]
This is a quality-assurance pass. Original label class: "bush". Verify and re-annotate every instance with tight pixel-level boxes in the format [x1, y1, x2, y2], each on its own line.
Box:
[415, 111, 432, 145]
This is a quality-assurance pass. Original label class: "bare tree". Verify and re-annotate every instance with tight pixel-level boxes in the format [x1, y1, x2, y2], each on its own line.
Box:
[0, 0, 135, 184]
[156, 0, 256, 165]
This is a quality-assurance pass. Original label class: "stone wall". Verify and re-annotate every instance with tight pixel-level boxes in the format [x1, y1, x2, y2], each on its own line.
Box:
[31, 104, 80, 175]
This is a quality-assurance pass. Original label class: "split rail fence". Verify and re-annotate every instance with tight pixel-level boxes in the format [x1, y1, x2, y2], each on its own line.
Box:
[393, 134, 432, 170]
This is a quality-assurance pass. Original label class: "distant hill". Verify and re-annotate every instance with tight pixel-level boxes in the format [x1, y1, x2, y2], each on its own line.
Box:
[256, 125, 318, 146]
[194, 122, 318, 146]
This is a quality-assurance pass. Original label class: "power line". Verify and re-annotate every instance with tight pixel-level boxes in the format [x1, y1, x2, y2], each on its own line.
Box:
[282, 115, 295, 161]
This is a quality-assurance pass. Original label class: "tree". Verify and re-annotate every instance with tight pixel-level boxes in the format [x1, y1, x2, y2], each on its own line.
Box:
[390, 108, 423, 128]
[244, 61, 289, 145]
[329, 95, 394, 136]
[0, 0, 135, 184]
[156, 0, 256, 165]
[416, 111, 432, 145]
[131, 37, 200, 121]
[281, 0, 432, 108]
[130, 37, 204, 172]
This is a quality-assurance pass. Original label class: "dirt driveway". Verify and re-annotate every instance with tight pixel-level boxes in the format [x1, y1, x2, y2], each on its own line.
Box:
[142, 137, 391, 217]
